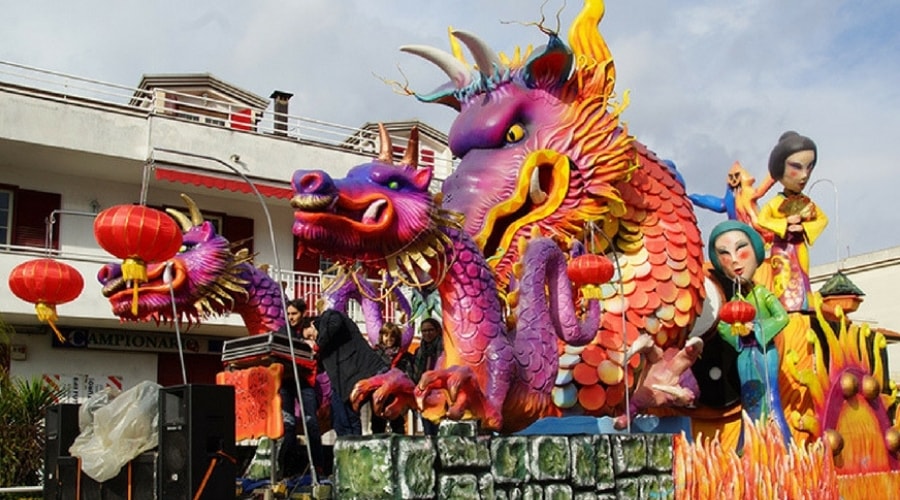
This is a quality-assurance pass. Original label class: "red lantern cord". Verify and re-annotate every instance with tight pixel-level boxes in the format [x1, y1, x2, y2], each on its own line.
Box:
[93, 204, 182, 315]
[9, 259, 84, 342]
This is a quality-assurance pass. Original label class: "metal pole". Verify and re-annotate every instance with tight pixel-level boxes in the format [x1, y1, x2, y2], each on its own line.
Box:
[808, 178, 840, 267]
[149, 147, 318, 486]
[587, 221, 630, 433]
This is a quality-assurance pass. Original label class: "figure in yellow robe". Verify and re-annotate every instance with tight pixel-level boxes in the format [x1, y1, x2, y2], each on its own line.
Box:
[757, 131, 828, 312]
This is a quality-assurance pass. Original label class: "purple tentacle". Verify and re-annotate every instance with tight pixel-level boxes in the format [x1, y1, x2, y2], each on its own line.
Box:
[514, 237, 600, 392]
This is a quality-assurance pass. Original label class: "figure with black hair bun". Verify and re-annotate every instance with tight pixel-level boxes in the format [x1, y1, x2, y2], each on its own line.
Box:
[757, 131, 829, 312]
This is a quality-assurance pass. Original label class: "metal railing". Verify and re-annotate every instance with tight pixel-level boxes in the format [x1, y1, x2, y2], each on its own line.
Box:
[0, 59, 455, 170]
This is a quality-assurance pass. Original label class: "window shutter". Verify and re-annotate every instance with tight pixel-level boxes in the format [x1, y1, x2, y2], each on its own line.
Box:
[13, 189, 60, 249]
[223, 214, 254, 255]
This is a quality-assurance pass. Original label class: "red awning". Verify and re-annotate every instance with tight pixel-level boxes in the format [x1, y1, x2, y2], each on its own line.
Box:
[155, 166, 292, 199]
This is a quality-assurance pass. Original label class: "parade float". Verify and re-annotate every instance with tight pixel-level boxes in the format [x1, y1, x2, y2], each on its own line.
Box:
[10, 0, 898, 498]
[287, 0, 900, 497]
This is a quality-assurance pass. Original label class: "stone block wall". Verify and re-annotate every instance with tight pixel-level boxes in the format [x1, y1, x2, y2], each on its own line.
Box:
[332, 422, 675, 499]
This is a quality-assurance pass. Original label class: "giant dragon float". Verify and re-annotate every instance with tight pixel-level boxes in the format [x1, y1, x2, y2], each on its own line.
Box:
[14, 0, 893, 498]
[287, 0, 900, 497]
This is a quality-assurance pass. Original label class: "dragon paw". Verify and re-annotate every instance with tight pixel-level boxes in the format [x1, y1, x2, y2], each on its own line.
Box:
[416, 365, 503, 431]
[351, 368, 417, 420]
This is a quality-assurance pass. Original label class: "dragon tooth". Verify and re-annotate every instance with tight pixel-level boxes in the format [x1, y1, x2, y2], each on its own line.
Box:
[362, 199, 387, 224]
[529, 168, 548, 204]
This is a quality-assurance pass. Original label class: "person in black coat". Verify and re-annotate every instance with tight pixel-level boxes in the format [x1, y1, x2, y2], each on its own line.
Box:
[276, 299, 324, 477]
[305, 309, 387, 436]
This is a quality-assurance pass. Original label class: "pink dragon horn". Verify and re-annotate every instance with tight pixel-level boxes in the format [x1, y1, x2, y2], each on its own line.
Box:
[377, 123, 394, 164]
[451, 30, 504, 77]
[400, 126, 419, 167]
[400, 44, 472, 88]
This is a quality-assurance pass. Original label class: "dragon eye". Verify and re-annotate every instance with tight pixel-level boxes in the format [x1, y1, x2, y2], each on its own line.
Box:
[505, 124, 526, 144]
[387, 180, 400, 190]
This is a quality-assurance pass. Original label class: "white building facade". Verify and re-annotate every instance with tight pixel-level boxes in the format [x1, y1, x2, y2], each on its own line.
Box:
[0, 63, 452, 398]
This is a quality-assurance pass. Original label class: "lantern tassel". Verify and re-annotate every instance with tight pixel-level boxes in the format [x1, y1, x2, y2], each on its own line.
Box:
[132, 284, 140, 316]
[121, 257, 147, 317]
[35, 303, 66, 342]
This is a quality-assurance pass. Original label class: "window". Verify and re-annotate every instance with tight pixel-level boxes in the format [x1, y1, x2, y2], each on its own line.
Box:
[420, 149, 435, 168]
[2, 186, 61, 249]
[204, 117, 226, 127]
[174, 112, 200, 122]
[0, 189, 11, 245]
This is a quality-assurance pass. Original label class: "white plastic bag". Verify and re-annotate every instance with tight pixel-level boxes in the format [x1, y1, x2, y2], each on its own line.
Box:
[69, 380, 161, 482]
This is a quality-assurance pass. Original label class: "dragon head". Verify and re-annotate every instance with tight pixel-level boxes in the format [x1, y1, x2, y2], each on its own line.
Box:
[291, 125, 460, 286]
[98, 194, 253, 326]
[401, 1, 636, 285]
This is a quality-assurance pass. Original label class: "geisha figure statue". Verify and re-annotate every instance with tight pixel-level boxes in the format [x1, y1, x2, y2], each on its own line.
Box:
[757, 131, 828, 312]
[709, 221, 792, 450]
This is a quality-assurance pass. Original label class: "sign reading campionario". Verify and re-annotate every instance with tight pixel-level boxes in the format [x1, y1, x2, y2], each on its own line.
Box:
[52, 327, 216, 354]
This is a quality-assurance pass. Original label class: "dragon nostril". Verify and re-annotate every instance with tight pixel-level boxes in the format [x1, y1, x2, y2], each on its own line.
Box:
[300, 173, 320, 191]
[294, 170, 336, 195]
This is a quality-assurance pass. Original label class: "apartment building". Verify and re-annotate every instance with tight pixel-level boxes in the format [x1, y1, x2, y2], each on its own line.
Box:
[0, 62, 452, 397]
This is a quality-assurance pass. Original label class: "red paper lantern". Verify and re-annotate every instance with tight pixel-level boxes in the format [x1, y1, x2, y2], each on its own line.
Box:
[567, 254, 615, 287]
[719, 299, 756, 324]
[9, 258, 84, 341]
[93, 204, 182, 314]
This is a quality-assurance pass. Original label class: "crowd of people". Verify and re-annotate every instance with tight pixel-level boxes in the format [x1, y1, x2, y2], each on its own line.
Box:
[276, 298, 444, 477]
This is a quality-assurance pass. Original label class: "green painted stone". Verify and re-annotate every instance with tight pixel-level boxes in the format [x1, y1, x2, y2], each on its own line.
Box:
[437, 435, 491, 470]
[595, 435, 615, 491]
[569, 435, 597, 489]
[639, 474, 660, 499]
[574, 492, 599, 500]
[396, 435, 437, 499]
[438, 473, 479, 500]
[491, 436, 530, 484]
[479, 472, 496, 499]
[438, 419, 481, 437]
[614, 476, 641, 499]
[529, 435, 570, 481]
[520, 483, 543, 500]
[333, 435, 394, 499]
[545, 483, 574, 499]
[654, 473, 676, 500]
[645, 434, 674, 472]
[611, 434, 647, 476]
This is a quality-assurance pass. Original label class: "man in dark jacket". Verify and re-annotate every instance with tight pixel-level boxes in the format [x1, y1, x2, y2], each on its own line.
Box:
[305, 309, 387, 436]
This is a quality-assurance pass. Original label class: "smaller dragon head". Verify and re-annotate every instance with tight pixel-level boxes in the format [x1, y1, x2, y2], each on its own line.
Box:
[291, 125, 460, 286]
[98, 194, 253, 327]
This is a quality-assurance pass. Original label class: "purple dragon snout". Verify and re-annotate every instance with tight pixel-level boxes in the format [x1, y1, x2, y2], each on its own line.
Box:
[292, 169, 335, 196]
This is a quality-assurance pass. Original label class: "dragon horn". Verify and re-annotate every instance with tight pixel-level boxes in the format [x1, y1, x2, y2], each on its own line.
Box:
[400, 126, 419, 167]
[400, 44, 472, 88]
[377, 123, 394, 164]
[451, 30, 504, 77]
[180, 193, 203, 226]
[165, 207, 192, 232]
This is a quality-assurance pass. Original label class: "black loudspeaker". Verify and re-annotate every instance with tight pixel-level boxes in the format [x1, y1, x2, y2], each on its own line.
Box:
[55, 457, 100, 500]
[44, 403, 81, 500]
[104, 451, 157, 500]
[158, 384, 235, 500]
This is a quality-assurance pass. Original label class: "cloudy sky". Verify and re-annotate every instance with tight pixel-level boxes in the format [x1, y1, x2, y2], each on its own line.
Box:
[2, 0, 898, 267]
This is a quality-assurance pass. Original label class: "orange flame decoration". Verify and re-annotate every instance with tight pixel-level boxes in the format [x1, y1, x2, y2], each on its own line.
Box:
[674, 413, 839, 499]
[781, 293, 900, 482]
[678, 292, 900, 499]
